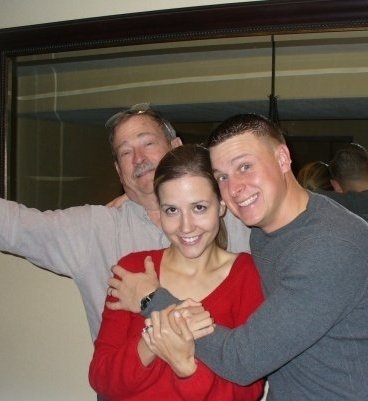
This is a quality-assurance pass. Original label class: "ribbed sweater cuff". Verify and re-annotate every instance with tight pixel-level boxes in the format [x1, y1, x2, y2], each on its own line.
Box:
[141, 288, 179, 317]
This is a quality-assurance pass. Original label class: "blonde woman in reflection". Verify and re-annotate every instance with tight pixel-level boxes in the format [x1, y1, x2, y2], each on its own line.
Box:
[89, 144, 265, 401]
[297, 160, 333, 191]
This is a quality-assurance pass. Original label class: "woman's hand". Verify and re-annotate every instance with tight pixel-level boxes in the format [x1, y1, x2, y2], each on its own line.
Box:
[142, 305, 197, 378]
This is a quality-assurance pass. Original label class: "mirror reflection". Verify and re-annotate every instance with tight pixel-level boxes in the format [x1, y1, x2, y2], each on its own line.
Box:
[11, 30, 368, 209]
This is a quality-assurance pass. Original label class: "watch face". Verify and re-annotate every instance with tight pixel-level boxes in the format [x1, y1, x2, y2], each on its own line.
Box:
[140, 296, 149, 310]
[140, 291, 155, 311]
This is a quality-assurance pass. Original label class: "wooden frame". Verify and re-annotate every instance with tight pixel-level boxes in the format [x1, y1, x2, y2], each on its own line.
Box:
[1, 0, 368, 197]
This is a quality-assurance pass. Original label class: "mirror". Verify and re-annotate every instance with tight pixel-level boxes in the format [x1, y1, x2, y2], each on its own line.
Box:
[2, 1, 368, 209]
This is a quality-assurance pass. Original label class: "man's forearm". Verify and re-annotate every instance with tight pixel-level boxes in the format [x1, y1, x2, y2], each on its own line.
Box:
[141, 288, 253, 385]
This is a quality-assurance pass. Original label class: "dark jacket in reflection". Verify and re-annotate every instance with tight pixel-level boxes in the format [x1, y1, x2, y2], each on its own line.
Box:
[318, 190, 368, 222]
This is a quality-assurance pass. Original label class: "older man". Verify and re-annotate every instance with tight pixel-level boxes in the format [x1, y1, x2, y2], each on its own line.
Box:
[0, 104, 250, 343]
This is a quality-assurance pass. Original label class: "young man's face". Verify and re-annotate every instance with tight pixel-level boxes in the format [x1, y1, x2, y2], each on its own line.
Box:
[210, 132, 290, 233]
[113, 115, 181, 201]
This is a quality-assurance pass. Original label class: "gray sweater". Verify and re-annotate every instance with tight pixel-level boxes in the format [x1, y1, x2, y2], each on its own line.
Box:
[146, 193, 368, 401]
[0, 198, 250, 340]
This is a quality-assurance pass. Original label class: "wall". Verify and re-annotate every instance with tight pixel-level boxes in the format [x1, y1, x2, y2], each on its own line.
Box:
[0, 2, 262, 401]
[0, 254, 94, 401]
[0, 0, 261, 29]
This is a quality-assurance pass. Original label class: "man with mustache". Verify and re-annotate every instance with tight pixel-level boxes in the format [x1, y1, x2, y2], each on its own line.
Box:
[0, 104, 251, 397]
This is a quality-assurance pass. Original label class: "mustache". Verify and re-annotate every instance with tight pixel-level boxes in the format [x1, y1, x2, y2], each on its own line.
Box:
[133, 162, 156, 178]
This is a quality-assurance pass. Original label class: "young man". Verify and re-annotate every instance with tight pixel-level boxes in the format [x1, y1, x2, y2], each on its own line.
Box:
[114, 114, 368, 401]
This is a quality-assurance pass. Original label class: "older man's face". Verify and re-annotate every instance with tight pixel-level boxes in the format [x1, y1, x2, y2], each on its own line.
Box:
[113, 115, 179, 202]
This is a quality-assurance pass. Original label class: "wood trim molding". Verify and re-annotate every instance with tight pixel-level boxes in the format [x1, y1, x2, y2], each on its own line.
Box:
[1, 0, 368, 53]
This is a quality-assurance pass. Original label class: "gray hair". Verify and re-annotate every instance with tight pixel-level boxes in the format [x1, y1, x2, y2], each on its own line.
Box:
[106, 103, 176, 161]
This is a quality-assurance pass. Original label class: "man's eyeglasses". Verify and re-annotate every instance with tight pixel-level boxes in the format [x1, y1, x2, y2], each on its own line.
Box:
[105, 103, 176, 140]
[105, 103, 152, 128]
[128, 102, 151, 114]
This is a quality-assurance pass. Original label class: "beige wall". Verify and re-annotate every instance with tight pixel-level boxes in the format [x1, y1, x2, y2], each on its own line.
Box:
[0, 0, 262, 29]
[0, 2, 262, 401]
[0, 253, 94, 401]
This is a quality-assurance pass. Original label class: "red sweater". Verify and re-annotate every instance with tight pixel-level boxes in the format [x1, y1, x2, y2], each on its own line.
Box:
[89, 249, 265, 401]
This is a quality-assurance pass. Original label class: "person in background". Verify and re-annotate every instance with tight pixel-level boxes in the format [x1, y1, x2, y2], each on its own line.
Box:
[329, 142, 368, 193]
[320, 142, 368, 221]
[296, 144, 368, 221]
[111, 114, 368, 401]
[296, 160, 333, 191]
[89, 144, 264, 401]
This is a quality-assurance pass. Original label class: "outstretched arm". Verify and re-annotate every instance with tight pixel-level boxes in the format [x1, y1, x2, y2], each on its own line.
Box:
[0, 198, 105, 278]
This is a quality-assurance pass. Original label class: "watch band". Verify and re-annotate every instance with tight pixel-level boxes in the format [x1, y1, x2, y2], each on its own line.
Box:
[140, 290, 156, 311]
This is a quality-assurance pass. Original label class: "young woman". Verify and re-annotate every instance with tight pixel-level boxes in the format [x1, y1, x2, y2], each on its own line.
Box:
[89, 144, 265, 401]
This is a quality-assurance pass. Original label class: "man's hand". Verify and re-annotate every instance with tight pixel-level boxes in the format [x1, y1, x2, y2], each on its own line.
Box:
[106, 256, 159, 312]
[174, 300, 215, 340]
[105, 194, 129, 208]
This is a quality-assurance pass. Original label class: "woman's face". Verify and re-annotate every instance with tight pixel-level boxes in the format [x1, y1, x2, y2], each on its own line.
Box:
[158, 175, 226, 259]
